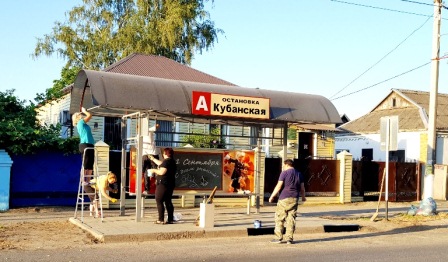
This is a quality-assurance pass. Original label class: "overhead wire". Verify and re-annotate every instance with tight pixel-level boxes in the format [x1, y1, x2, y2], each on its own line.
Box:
[401, 0, 448, 10]
[331, 61, 431, 101]
[329, 14, 432, 99]
[329, 0, 445, 101]
[330, 0, 444, 18]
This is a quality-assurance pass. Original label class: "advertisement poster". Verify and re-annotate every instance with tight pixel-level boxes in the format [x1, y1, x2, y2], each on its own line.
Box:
[129, 148, 255, 194]
[129, 147, 155, 195]
[223, 150, 255, 193]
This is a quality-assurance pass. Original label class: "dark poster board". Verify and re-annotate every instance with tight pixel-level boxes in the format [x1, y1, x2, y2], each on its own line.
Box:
[175, 151, 223, 190]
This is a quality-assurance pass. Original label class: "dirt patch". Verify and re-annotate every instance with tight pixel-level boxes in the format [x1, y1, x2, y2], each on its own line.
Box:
[0, 220, 97, 250]
[0, 207, 100, 251]
[319, 212, 448, 232]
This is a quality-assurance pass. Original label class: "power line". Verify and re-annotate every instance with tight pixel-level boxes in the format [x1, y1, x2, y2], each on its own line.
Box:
[330, 61, 431, 101]
[329, 14, 432, 99]
[330, 0, 448, 19]
[401, 0, 448, 10]
[401, 0, 436, 7]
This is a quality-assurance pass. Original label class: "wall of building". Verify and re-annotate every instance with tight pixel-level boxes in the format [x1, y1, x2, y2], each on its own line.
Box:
[35, 94, 71, 138]
[436, 135, 448, 165]
[335, 132, 422, 162]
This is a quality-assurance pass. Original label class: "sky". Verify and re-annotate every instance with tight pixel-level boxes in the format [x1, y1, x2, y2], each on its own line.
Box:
[2, 0, 448, 121]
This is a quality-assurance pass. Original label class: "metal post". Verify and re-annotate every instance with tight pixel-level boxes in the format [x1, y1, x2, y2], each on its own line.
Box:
[255, 128, 261, 214]
[282, 123, 288, 163]
[385, 118, 390, 221]
[135, 117, 143, 222]
[120, 117, 127, 216]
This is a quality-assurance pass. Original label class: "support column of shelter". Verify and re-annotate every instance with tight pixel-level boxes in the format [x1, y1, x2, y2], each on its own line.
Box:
[282, 123, 288, 165]
[255, 127, 262, 213]
[120, 117, 127, 216]
[118, 112, 145, 222]
[134, 115, 144, 222]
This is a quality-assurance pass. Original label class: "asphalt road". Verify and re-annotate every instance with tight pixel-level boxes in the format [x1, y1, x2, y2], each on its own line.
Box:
[3, 223, 447, 262]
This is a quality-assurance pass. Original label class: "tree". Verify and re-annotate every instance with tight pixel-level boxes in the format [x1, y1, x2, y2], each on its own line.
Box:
[34, 66, 81, 105]
[32, 0, 222, 70]
[182, 126, 226, 148]
[0, 89, 79, 155]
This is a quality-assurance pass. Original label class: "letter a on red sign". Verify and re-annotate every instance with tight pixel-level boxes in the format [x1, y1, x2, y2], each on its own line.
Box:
[192, 91, 211, 116]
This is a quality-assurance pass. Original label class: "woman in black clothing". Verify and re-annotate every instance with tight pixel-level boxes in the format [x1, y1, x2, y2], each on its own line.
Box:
[149, 147, 177, 224]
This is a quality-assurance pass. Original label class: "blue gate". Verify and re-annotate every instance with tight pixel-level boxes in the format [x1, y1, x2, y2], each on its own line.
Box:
[10, 152, 82, 207]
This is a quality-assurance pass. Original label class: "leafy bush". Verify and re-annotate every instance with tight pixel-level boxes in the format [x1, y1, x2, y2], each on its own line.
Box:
[181, 126, 226, 148]
[0, 89, 79, 155]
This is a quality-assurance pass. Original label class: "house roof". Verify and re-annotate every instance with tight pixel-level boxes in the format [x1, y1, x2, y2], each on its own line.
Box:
[104, 53, 236, 86]
[338, 88, 448, 134]
[296, 124, 340, 131]
[62, 53, 236, 95]
[70, 69, 342, 127]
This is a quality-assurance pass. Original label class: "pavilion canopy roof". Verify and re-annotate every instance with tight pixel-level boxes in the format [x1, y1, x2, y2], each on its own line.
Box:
[70, 69, 341, 128]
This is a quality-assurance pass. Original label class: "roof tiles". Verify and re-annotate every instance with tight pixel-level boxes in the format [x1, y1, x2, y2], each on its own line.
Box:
[339, 89, 448, 134]
[104, 53, 236, 86]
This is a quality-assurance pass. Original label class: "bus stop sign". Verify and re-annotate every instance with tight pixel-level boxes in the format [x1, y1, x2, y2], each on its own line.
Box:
[380, 116, 398, 151]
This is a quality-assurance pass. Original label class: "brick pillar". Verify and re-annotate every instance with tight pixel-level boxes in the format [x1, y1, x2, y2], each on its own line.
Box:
[337, 150, 353, 203]
[95, 141, 110, 208]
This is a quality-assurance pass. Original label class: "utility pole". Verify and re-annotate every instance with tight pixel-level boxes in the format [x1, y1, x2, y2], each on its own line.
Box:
[424, 0, 442, 199]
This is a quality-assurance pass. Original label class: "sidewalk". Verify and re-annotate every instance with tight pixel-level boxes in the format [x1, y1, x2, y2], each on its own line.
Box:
[67, 200, 448, 243]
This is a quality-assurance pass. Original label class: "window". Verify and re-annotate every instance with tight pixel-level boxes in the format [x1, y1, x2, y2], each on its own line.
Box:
[389, 150, 405, 162]
[104, 117, 122, 150]
[361, 148, 373, 161]
[156, 120, 174, 147]
[336, 149, 350, 154]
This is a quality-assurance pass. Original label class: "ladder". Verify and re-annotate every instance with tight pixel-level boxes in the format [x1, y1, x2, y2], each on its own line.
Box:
[74, 147, 103, 223]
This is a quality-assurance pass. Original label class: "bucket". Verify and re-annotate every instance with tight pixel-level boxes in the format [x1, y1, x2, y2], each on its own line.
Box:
[254, 220, 262, 229]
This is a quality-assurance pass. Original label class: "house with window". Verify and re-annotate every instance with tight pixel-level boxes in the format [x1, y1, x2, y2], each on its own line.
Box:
[335, 89, 448, 165]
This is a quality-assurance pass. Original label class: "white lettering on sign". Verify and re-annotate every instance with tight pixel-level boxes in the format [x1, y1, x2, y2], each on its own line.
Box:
[195, 96, 209, 112]
[191, 91, 270, 119]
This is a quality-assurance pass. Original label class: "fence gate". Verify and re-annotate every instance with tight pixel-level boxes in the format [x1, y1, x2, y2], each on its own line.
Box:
[264, 158, 340, 198]
[294, 159, 340, 197]
[352, 161, 421, 202]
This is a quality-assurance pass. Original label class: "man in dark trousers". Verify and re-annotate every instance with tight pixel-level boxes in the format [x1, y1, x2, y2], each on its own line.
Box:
[268, 159, 306, 244]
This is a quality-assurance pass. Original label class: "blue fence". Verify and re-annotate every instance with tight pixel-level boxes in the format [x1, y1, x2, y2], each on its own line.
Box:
[10, 152, 82, 207]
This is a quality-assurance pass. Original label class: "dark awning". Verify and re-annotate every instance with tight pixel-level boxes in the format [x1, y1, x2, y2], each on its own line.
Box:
[70, 69, 341, 127]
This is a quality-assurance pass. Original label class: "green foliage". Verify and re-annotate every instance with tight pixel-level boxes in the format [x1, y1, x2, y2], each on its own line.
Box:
[34, 66, 81, 105]
[32, 0, 222, 69]
[0, 90, 79, 155]
[182, 126, 226, 148]
[287, 128, 297, 140]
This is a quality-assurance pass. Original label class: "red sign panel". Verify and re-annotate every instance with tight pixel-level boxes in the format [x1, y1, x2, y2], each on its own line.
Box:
[191, 91, 270, 119]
